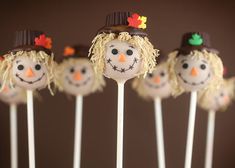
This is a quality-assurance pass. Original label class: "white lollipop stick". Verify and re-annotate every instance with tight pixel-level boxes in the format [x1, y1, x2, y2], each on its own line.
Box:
[27, 90, 35, 168]
[154, 97, 166, 168]
[204, 110, 216, 168]
[184, 91, 197, 168]
[116, 82, 125, 168]
[73, 95, 83, 168]
[10, 104, 18, 168]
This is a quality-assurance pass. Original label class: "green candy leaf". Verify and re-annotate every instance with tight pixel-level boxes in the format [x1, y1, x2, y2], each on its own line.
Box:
[188, 33, 203, 46]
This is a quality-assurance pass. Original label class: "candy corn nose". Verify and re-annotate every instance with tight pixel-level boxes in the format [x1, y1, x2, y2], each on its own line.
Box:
[25, 68, 35, 77]
[73, 71, 82, 81]
[190, 67, 198, 77]
[118, 54, 126, 62]
[154, 76, 161, 84]
[223, 95, 230, 104]
[3, 86, 9, 93]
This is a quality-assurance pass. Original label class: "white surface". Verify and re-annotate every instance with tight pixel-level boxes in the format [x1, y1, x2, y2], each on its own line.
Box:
[154, 98, 166, 168]
[205, 110, 216, 168]
[27, 90, 36, 168]
[73, 95, 83, 168]
[184, 91, 197, 168]
[10, 104, 18, 168]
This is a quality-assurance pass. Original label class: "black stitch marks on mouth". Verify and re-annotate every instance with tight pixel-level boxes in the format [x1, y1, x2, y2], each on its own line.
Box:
[65, 76, 91, 87]
[145, 81, 167, 89]
[178, 73, 211, 86]
[106, 58, 138, 73]
[15, 73, 45, 84]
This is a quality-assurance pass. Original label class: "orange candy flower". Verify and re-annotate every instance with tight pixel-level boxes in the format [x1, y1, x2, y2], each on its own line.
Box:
[64, 46, 75, 56]
[35, 34, 52, 49]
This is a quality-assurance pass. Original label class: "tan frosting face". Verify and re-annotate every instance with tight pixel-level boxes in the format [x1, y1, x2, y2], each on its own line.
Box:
[61, 59, 95, 96]
[175, 54, 212, 91]
[0, 81, 25, 104]
[104, 39, 142, 82]
[143, 64, 171, 99]
[12, 56, 48, 90]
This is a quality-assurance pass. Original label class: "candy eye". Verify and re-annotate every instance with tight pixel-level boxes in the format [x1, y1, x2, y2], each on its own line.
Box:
[17, 65, 24, 70]
[148, 73, 153, 78]
[81, 68, 86, 74]
[160, 71, 165, 77]
[70, 68, 75, 73]
[126, 49, 133, 56]
[182, 63, 188, 69]
[200, 64, 206, 70]
[35, 64, 41, 71]
[220, 92, 224, 97]
[111, 49, 118, 55]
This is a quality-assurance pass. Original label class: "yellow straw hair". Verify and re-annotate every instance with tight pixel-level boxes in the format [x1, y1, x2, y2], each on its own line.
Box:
[132, 61, 169, 100]
[0, 50, 57, 95]
[89, 32, 159, 78]
[167, 50, 223, 97]
[56, 58, 105, 93]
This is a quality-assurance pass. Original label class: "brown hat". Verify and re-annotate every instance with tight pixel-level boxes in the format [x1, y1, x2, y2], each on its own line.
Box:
[63, 45, 89, 59]
[9, 30, 53, 55]
[97, 11, 148, 37]
[177, 32, 219, 55]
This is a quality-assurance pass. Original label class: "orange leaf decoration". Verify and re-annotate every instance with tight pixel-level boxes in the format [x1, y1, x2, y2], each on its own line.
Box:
[128, 13, 142, 28]
[35, 34, 52, 49]
[0, 56, 4, 61]
[64, 46, 75, 56]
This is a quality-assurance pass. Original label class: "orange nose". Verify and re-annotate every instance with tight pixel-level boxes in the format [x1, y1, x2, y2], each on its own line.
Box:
[118, 54, 126, 62]
[154, 76, 161, 84]
[25, 68, 35, 78]
[190, 67, 198, 77]
[73, 71, 82, 81]
[3, 86, 9, 93]
[223, 95, 230, 104]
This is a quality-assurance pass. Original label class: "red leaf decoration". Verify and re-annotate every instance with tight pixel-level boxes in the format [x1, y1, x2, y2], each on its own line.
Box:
[128, 13, 142, 28]
[0, 56, 4, 61]
[35, 34, 52, 49]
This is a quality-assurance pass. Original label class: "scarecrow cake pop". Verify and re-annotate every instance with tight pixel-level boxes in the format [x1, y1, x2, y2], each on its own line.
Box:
[57, 45, 105, 168]
[167, 32, 223, 168]
[57, 45, 105, 96]
[89, 12, 158, 168]
[132, 53, 171, 168]
[0, 30, 56, 168]
[198, 77, 235, 168]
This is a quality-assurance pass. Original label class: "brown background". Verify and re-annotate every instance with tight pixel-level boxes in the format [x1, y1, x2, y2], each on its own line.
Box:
[0, 0, 235, 167]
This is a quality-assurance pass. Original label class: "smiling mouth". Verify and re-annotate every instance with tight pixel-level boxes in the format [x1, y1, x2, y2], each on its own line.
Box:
[16, 73, 45, 84]
[178, 73, 211, 86]
[145, 81, 167, 89]
[65, 76, 91, 87]
[106, 57, 138, 73]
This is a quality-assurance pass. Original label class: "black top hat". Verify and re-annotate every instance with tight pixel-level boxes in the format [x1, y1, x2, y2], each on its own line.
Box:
[97, 11, 148, 37]
[63, 45, 89, 59]
[9, 30, 53, 55]
[177, 32, 219, 55]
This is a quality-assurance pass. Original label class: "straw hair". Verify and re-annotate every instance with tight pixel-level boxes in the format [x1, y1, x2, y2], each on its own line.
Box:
[132, 61, 169, 100]
[198, 77, 235, 112]
[89, 32, 159, 78]
[56, 58, 105, 93]
[0, 50, 57, 95]
[167, 50, 223, 97]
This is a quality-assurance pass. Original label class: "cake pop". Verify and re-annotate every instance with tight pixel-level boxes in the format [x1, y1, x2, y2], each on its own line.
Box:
[0, 30, 56, 168]
[57, 45, 105, 168]
[132, 54, 171, 168]
[89, 12, 158, 168]
[167, 32, 223, 168]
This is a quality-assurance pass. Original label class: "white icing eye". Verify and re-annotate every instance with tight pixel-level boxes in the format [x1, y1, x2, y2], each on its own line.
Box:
[35, 64, 41, 71]
[17, 64, 24, 70]
[200, 64, 206, 70]
[81, 67, 86, 74]
[182, 63, 189, 69]
[111, 48, 118, 55]
[126, 49, 133, 56]
[70, 67, 75, 73]
[148, 73, 153, 78]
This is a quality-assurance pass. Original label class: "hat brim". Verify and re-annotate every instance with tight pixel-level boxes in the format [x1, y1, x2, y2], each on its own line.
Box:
[177, 46, 219, 56]
[9, 45, 52, 56]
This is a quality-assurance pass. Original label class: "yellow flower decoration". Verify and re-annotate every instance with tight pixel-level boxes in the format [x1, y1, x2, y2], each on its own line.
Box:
[139, 16, 147, 29]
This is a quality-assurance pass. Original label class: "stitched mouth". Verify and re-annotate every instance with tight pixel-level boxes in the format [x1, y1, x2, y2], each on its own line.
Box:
[145, 80, 167, 89]
[106, 57, 138, 73]
[65, 76, 91, 87]
[178, 73, 211, 86]
[16, 73, 45, 84]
